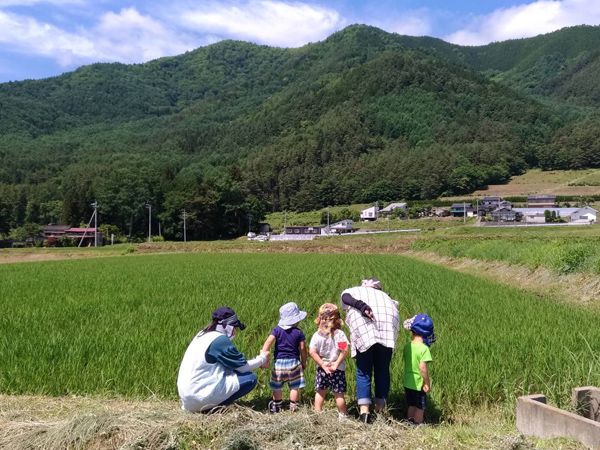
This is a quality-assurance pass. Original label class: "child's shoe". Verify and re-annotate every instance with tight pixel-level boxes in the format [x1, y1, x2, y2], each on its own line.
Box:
[268, 400, 282, 413]
[358, 413, 370, 424]
[289, 401, 299, 412]
[338, 413, 349, 422]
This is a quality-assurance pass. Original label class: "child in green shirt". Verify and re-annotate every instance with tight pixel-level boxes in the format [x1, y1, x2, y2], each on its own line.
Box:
[402, 314, 435, 425]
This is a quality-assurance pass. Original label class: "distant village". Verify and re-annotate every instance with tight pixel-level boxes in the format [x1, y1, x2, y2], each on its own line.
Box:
[257, 195, 597, 241]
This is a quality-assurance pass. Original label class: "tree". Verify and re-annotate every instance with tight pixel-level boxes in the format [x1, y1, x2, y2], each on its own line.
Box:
[10, 223, 43, 242]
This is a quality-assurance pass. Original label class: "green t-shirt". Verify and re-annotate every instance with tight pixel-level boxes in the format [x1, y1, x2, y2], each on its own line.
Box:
[402, 341, 432, 391]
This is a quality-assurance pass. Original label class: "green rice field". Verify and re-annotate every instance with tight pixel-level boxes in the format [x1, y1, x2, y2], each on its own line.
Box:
[1, 253, 599, 417]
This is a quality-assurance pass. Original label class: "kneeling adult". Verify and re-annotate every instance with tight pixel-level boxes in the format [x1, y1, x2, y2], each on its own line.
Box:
[177, 307, 268, 412]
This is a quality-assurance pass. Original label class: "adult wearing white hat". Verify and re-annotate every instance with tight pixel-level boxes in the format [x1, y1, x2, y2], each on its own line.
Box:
[177, 307, 269, 412]
[341, 278, 400, 423]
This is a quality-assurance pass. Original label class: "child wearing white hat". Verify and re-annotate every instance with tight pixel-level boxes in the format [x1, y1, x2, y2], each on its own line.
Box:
[261, 302, 308, 412]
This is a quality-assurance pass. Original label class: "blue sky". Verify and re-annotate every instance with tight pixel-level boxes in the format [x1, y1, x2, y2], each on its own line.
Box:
[1, 0, 599, 82]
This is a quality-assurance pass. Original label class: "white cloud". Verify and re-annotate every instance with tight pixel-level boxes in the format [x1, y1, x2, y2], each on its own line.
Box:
[386, 11, 433, 37]
[179, 0, 344, 47]
[0, 10, 96, 65]
[92, 8, 196, 63]
[446, 0, 600, 46]
[0, 7, 197, 66]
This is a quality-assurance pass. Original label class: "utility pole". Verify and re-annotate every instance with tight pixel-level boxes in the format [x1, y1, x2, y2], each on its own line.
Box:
[248, 213, 252, 234]
[92, 200, 98, 247]
[146, 203, 152, 243]
[183, 210, 187, 243]
[463, 202, 466, 224]
[327, 206, 330, 227]
[387, 216, 390, 232]
[284, 210, 287, 233]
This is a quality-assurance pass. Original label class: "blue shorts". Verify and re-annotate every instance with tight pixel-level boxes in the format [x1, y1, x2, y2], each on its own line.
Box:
[405, 387, 427, 410]
[269, 358, 305, 391]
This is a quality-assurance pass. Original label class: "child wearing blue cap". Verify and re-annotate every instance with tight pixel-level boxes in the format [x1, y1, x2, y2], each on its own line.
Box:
[402, 314, 436, 425]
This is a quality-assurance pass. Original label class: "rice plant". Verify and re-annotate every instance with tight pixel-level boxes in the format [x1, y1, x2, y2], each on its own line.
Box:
[1, 253, 599, 417]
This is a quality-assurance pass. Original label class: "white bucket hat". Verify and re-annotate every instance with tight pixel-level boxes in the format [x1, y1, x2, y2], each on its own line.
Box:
[278, 302, 307, 327]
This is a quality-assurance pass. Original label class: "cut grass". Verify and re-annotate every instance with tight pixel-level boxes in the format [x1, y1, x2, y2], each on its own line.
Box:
[0, 396, 587, 450]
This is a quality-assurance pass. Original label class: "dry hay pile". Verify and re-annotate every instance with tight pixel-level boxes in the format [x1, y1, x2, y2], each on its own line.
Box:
[0, 396, 582, 450]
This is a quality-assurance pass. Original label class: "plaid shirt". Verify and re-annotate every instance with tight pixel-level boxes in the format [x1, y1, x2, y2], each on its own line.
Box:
[341, 287, 400, 358]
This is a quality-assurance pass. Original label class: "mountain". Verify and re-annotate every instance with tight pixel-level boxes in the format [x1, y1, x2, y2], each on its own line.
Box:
[0, 25, 599, 239]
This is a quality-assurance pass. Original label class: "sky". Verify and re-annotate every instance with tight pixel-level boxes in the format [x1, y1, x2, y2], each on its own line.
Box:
[1, 0, 600, 82]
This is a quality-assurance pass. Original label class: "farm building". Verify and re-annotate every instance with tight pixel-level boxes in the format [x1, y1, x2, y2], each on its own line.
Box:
[328, 219, 353, 234]
[527, 195, 556, 208]
[380, 202, 407, 213]
[450, 203, 475, 218]
[512, 207, 597, 223]
[284, 226, 322, 235]
[360, 206, 379, 221]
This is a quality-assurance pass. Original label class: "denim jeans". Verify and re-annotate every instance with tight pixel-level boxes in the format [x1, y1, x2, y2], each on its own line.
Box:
[219, 372, 257, 406]
[355, 343, 393, 406]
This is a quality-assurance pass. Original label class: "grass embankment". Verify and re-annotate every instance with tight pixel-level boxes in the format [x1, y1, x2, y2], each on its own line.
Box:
[0, 396, 583, 450]
[1, 253, 599, 419]
[412, 231, 600, 275]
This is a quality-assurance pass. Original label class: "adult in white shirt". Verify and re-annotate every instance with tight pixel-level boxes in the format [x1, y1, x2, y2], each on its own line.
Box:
[341, 278, 400, 423]
[177, 307, 268, 412]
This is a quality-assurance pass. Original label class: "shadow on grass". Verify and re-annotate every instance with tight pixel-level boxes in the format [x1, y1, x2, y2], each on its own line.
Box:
[231, 388, 444, 425]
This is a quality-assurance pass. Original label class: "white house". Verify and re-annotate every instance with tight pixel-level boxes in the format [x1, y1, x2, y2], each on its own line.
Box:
[513, 207, 597, 224]
[329, 219, 353, 234]
[360, 206, 379, 221]
[380, 202, 407, 213]
[570, 206, 597, 223]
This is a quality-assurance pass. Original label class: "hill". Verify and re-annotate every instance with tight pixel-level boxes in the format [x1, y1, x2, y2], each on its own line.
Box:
[1, 25, 600, 240]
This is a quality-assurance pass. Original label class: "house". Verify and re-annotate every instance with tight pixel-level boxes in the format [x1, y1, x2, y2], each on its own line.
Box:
[482, 196, 503, 208]
[512, 207, 597, 224]
[568, 206, 597, 223]
[380, 202, 407, 213]
[65, 227, 103, 246]
[432, 207, 450, 217]
[492, 208, 519, 222]
[44, 225, 71, 238]
[450, 203, 475, 218]
[284, 226, 322, 235]
[328, 220, 353, 234]
[360, 206, 379, 221]
[527, 195, 556, 208]
[479, 197, 511, 215]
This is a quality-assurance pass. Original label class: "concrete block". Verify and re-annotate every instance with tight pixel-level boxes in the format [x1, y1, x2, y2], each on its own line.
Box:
[573, 387, 600, 422]
[517, 392, 600, 449]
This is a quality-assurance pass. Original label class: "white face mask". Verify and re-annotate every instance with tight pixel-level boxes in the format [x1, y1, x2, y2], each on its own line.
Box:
[216, 324, 236, 340]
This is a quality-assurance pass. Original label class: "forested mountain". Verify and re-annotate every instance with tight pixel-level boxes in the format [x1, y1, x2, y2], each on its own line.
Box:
[1, 24, 600, 240]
